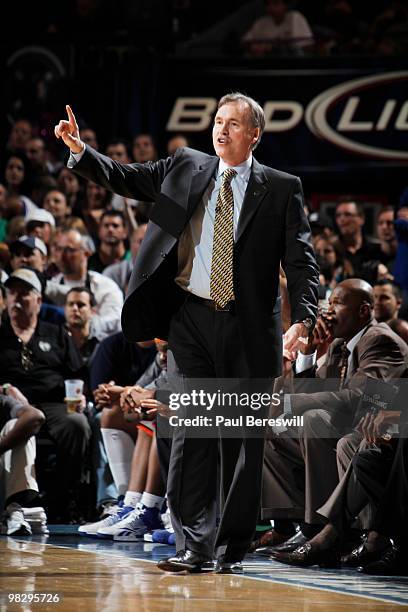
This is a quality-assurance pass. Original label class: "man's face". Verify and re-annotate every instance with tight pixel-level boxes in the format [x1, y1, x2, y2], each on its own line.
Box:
[86, 181, 106, 209]
[44, 190, 70, 221]
[106, 143, 129, 163]
[57, 232, 86, 275]
[373, 284, 400, 322]
[132, 135, 156, 163]
[5, 156, 25, 188]
[377, 210, 395, 242]
[99, 216, 127, 246]
[212, 102, 259, 167]
[11, 246, 45, 272]
[266, 0, 287, 20]
[315, 238, 336, 265]
[65, 290, 93, 329]
[58, 168, 79, 195]
[130, 225, 147, 260]
[327, 285, 368, 339]
[26, 222, 53, 245]
[6, 281, 41, 321]
[25, 138, 45, 164]
[9, 120, 32, 149]
[80, 128, 98, 150]
[335, 202, 364, 237]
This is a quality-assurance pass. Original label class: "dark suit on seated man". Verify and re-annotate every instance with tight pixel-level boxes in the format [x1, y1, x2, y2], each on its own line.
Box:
[260, 279, 408, 556]
[55, 94, 319, 573]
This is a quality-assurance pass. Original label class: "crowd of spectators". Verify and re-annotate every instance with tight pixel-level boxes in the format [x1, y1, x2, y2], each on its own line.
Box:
[0, 111, 407, 577]
[4, 1, 408, 57]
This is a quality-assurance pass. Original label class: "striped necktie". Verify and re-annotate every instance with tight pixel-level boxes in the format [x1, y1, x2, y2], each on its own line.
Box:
[210, 168, 237, 307]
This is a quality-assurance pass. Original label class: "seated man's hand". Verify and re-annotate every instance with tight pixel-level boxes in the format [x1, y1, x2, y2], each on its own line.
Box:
[120, 385, 155, 414]
[139, 398, 171, 419]
[357, 410, 401, 444]
[93, 381, 125, 409]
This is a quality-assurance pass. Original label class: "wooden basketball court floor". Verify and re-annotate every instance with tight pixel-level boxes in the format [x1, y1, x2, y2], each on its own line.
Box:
[1, 530, 407, 611]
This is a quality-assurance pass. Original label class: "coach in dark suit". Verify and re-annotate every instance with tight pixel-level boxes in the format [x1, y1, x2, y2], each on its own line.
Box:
[55, 93, 319, 573]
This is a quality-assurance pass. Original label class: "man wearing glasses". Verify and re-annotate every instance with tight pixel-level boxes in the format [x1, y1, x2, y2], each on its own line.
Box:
[0, 267, 91, 522]
[45, 228, 123, 339]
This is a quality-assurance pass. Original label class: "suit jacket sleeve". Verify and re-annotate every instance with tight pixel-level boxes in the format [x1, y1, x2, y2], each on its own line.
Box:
[281, 177, 319, 325]
[68, 144, 179, 201]
[290, 331, 407, 421]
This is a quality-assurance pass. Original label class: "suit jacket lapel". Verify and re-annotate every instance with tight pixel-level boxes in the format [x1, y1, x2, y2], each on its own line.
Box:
[187, 156, 219, 219]
[235, 158, 268, 243]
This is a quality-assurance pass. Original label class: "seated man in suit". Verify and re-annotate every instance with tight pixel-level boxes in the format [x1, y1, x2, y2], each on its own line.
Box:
[272, 403, 407, 573]
[258, 278, 408, 559]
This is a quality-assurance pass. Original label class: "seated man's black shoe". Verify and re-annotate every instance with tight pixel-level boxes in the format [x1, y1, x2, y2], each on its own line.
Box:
[359, 546, 407, 576]
[341, 539, 392, 568]
[269, 530, 309, 554]
[271, 543, 341, 568]
[214, 555, 244, 574]
[157, 549, 211, 573]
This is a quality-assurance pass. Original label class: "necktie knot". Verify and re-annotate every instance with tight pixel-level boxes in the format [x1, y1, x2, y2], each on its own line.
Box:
[222, 168, 237, 183]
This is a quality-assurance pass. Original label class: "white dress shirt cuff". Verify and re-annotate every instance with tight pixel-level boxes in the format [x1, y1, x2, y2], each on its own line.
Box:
[67, 147, 86, 168]
[295, 351, 317, 374]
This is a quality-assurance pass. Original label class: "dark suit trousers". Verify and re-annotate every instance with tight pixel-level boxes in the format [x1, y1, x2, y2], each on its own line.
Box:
[166, 297, 267, 560]
[261, 408, 344, 525]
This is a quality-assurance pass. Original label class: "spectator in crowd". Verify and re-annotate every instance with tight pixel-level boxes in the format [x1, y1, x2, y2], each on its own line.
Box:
[0, 183, 8, 241]
[25, 137, 59, 175]
[103, 224, 147, 294]
[88, 210, 129, 273]
[392, 192, 408, 319]
[79, 127, 98, 150]
[376, 206, 397, 269]
[57, 167, 84, 214]
[64, 286, 100, 373]
[25, 208, 55, 247]
[258, 279, 408, 556]
[9, 236, 47, 274]
[132, 134, 157, 163]
[105, 139, 131, 163]
[0, 384, 45, 534]
[1, 152, 38, 218]
[167, 135, 189, 156]
[0, 267, 91, 521]
[45, 228, 123, 338]
[43, 190, 72, 227]
[7, 119, 33, 153]
[373, 280, 402, 324]
[104, 140, 141, 212]
[242, 0, 314, 56]
[82, 180, 112, 238]
[334, 198, 384, 281]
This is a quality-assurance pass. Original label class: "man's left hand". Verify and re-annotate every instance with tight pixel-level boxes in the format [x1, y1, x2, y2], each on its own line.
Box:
[283, 322, 309, 360]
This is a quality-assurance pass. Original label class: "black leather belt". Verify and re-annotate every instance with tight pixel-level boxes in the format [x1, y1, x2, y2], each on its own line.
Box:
[187, 293, 235, 313]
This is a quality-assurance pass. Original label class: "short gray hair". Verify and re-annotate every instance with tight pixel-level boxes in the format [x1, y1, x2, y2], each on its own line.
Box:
[218, 92, 265, 150]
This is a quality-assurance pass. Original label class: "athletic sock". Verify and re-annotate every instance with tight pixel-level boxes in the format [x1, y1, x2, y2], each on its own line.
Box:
[101, 428, 134, 496]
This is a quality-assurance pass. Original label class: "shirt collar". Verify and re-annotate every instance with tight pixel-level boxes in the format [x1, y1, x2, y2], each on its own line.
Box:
[217, 155, 252, 183]
[346, 325, 369, 355]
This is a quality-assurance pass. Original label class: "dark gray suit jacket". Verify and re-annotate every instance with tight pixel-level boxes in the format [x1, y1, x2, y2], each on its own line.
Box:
[71, 146, 319, 377]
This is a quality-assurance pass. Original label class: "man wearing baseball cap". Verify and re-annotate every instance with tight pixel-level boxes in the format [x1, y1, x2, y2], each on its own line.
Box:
[0, 268, 91, 521]
[25, 208, 55, 246]
[10, 236, 48, 273]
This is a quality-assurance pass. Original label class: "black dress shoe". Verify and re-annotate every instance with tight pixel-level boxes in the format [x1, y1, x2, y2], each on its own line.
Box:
[157, 549, 211, 573]
[269, 530, 309, 553]
[359, 546, 407, 576]
[215, 556, 243, 574]
[271, 543, 341, 568]
[341, 540, 391, 568]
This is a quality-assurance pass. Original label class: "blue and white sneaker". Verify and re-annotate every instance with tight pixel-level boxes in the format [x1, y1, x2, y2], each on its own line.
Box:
[144, 504, 174, 543]
[113, 504, 164, 542]
[78, 501, 133, 537]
